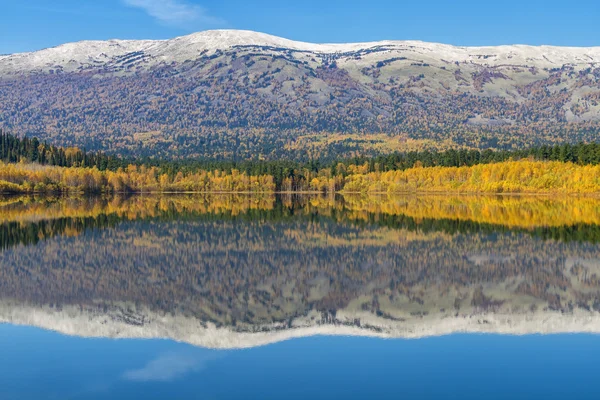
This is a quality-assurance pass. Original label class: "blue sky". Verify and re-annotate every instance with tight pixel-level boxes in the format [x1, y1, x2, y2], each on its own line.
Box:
[1, 0, 599, 54]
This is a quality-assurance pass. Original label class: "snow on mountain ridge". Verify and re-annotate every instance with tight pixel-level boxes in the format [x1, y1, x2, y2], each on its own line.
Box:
[0, 39, 156, 74]
[2, 29, 600, 76]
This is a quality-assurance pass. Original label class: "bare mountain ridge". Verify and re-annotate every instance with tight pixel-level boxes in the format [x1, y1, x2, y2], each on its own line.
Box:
[1, 30, 600, 158]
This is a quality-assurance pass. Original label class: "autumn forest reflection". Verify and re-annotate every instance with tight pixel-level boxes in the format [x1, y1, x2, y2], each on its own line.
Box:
[1, 193, 600, 347]
[2, 193, 600, 250]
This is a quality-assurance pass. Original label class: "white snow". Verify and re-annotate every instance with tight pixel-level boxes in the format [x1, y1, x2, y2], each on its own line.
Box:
[1, 29, 600, 76]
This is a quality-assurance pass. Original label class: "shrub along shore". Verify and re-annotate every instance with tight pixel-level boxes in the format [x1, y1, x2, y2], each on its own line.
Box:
[2, 132, 600, 195]
[0, 159, 599, 195]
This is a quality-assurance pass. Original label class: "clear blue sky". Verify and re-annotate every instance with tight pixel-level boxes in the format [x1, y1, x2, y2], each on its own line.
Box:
[1, 0, 599, 54]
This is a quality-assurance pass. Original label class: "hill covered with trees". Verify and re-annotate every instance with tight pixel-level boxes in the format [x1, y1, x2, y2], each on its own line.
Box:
[1, 30, 600, 159]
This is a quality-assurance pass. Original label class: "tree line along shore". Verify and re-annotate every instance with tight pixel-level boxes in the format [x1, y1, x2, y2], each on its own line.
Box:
[1, 132, 600, 195]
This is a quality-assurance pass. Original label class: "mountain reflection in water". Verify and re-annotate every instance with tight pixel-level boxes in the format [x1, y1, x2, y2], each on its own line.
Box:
[1, 193, 600, 348]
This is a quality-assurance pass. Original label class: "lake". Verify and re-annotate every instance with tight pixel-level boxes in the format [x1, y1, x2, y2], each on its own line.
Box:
[1, 194, 600, 399]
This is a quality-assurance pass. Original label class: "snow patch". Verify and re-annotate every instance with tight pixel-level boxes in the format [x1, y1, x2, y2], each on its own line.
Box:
[2, 30, 600, 76]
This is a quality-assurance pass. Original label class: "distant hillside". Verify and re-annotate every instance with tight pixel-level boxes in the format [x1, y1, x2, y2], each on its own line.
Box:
[1, 30, 600, 159]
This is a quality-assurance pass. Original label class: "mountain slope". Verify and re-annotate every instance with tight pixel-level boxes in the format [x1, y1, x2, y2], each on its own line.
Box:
[1, 30, 600, 159]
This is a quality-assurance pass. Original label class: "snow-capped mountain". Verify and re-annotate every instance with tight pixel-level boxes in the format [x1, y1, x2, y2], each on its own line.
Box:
[1, 30, 600, 158]
[2, 30, 600, 75]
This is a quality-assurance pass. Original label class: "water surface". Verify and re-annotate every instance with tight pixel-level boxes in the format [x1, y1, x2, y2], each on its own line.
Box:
[1, 194, 600, 399]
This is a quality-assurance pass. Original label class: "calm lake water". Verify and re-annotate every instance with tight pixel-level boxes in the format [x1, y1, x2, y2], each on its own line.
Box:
[1, 194, 600, 399]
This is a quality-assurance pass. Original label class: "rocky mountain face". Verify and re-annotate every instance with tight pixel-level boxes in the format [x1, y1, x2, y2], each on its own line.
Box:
[1, 30, 600, 159]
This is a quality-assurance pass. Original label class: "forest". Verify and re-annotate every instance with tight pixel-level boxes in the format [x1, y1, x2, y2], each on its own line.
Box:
[2, 47, 600, 160]
[2, 132, 600, 194]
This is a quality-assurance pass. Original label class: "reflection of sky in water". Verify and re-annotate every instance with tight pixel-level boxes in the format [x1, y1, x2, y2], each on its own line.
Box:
[1, 324, 599, 399]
